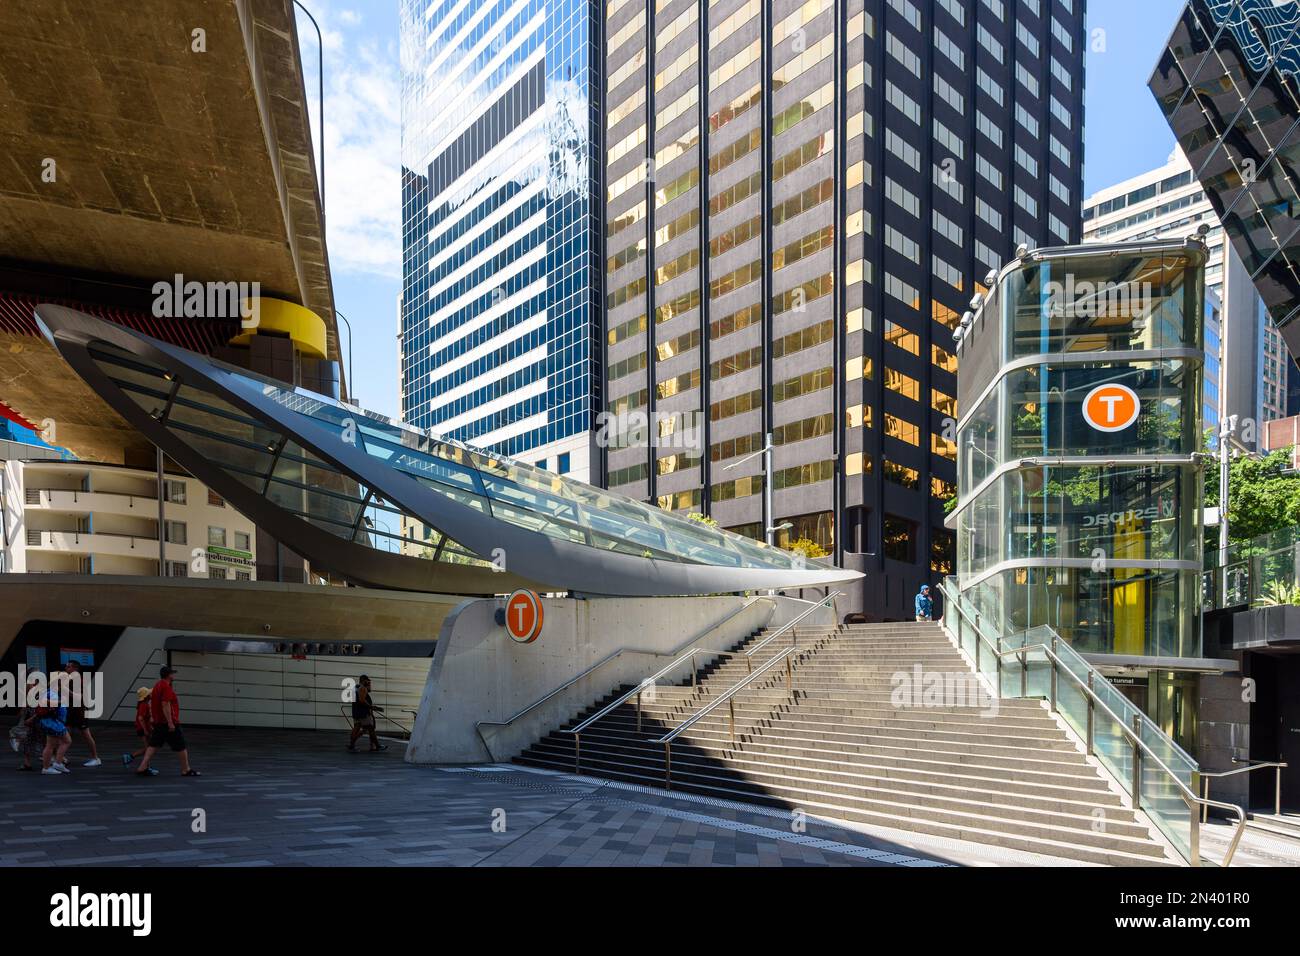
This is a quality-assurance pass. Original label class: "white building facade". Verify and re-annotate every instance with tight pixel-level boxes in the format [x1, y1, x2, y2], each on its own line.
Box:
[1, 459, 257, 580]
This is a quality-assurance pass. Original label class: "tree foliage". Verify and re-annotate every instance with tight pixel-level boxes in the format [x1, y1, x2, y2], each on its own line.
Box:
[1208, 447, 1300, 545]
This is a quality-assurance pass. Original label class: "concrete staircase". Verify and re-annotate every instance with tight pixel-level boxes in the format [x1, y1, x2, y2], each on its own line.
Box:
[515, 621, 1176, 866]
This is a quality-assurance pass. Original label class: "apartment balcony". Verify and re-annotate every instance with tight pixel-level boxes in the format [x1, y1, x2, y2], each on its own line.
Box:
[24, 529, 174, 560]
[23, 487, 158, 515]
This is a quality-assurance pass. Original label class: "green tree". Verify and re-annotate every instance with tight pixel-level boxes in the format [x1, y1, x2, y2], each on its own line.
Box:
[1207, 447, 1300, 545]
[784, 536, 829, 559]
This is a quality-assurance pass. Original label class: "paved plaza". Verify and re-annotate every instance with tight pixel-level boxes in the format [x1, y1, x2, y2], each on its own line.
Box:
[1, 726, 1295, 868]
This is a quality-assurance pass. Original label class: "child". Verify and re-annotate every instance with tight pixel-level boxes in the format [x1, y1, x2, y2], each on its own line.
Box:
[121, 687, 154, 766]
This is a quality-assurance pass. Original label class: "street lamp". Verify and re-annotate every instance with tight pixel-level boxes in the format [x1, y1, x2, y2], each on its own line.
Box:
[335, 309, 355, 403]
[724, 432, 779, 545]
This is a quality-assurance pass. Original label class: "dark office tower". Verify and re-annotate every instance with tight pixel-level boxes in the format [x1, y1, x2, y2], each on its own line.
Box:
[399, 0, 603, 480]
[1150, 1, 1300, 358]
[600, 0, 1087, 620]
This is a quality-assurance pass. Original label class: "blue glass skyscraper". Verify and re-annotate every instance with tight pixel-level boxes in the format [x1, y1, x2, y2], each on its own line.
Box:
[399, 0, 601, 477]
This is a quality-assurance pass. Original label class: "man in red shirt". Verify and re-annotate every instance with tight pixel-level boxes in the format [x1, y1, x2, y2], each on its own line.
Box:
[135, 665, 199, 777]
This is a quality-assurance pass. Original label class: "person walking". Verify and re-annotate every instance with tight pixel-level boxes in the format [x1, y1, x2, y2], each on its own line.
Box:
[13, 675, 45, 772]
[914, 584, 934, 622]
[346, 675, 387, 753]
[121, 687, 154, 767]
[34, 685, 72, 775]
[63, 660, 101, 767]
[135, 666, 199, 777]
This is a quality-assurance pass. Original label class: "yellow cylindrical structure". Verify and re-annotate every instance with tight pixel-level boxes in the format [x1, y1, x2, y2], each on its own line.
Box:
[227, 297, 328, 359]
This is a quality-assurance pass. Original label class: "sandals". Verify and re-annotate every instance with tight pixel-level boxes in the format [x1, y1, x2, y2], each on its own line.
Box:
[368, 744, 388, 752]
[182, 769, 201, 776]
[135, 768, 159, 776]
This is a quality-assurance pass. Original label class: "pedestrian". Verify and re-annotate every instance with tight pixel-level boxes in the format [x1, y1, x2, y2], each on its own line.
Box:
[63, 660, 101, 767]
[134, 666, 199, 777]
[33, 685, 72, 775]
[914, 584, 933, 622]
[121, 687, 154, 767]
[11, 675, 45, 772]
[347, 675, 387, 753]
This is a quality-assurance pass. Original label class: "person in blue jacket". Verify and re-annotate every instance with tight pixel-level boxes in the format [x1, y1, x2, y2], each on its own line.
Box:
[914, 584, 933, 622]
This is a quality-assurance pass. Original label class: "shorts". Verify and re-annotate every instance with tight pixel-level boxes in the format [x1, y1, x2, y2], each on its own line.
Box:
[68, 714, 89, 731]
[147, 724, 187, 752]
[354, 713, 375, 729]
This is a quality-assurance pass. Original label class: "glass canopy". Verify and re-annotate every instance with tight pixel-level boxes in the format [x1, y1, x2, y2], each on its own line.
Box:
[38, 304, 861, 596]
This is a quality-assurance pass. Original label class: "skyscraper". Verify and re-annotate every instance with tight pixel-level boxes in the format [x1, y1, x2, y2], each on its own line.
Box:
[399, 0, 602, 479]
[1150, 0, 1300, 359]
[601, 0, 1086, 620]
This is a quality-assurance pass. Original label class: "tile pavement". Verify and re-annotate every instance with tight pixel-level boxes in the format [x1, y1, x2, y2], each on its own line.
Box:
[0, 726, 955, 867]
[5, 725, 1294, 867]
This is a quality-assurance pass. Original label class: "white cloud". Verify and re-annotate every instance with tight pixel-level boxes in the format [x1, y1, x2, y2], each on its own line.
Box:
[296, 2, 402, 280]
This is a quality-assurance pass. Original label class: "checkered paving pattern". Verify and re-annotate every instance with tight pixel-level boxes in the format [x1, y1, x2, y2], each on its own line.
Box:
[0, 727, 954, 867]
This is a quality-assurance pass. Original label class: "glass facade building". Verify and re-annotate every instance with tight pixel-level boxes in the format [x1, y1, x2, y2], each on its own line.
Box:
[950, 240, 1207, 661]
[601, 0, 1087, 621]
[399, 0, 601, 472]
[1150, 0, 1300, 358]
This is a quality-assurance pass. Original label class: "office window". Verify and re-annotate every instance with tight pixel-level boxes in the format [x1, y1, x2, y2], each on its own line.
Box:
[167, 561, 187, 578]
[163, 480, 186, 504]
[885, 368, 921, 401]
[209, 568, 227, 581]
[208, 526, 226, 548]
[885, 415, 921, 447]
[208, 489, 225, 507]
[883, 516, 917, 562]
[234, 531, 251, 552]
[164, 521, 187, 545]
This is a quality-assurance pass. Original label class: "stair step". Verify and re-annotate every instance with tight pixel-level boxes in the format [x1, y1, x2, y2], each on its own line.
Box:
[514, 752, 1171, 866]
[515, 616, 1173, 865]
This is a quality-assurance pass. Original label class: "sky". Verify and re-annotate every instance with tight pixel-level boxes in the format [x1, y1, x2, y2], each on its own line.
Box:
[297, 0, 1192, 422]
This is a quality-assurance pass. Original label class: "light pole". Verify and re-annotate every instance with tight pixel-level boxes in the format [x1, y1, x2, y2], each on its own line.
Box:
[335, 309, 354, 403]
[723, 432, 783, 545]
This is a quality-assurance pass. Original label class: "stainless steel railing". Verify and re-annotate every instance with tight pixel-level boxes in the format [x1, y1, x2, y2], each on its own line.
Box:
[1200, 759, 1288, 822]
[651, 644, 810, 790]
[938, 579, 1250, 867]
[472, 596, 775, 761]
[566, 591, 839, 775]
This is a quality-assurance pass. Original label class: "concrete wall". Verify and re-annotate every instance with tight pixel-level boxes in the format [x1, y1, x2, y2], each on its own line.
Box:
[101, 628, 431, 732]
[407, 594, 832, 764]
[1198, 666, 1251, 809]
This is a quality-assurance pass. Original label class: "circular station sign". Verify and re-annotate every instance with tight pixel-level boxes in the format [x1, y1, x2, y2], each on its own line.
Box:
[1081, 383, 1140, 433]
[504, 589, 544, 644]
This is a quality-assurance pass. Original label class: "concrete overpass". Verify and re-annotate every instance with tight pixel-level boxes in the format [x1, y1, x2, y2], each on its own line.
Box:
[0, 0, 340, 463]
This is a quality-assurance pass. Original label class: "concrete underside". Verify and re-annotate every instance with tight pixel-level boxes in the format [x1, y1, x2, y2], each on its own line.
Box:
[0, 0, 339, 461]
[0, 574, 465, 661]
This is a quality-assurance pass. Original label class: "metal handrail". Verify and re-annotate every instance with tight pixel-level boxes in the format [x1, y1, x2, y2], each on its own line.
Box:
[743, 590, 842, 658]
[653, 644, 806, 789]
[938, 580, 1248, 867]
[1200, 759, 1288, 821]
[473, 596, 775, 761]
[657, 645, 802, 745]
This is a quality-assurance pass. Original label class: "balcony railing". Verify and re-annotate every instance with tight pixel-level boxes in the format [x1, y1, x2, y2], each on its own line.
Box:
[22, 487, 158, 509]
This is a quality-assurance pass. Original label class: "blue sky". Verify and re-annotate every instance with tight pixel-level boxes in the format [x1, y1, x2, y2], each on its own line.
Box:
[300, 0, 1191, 420]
